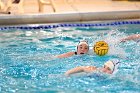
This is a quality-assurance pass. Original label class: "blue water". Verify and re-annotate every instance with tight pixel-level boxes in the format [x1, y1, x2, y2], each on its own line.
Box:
[0, 23, 140, 93]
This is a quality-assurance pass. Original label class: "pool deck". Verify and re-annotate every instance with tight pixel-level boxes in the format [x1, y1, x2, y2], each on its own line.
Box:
[0, 0, 140, 25]
[46, 0, 140, 13]
[1, 0, 139, 14]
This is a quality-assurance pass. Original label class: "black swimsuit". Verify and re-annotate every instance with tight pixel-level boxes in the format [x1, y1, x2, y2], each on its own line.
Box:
[74, 52, 77, 55]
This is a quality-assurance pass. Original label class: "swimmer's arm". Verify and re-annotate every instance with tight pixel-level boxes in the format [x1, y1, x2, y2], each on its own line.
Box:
[65, 66, 97, 76]
[83, 66, 97, 73]
[56, 52, 75, 58]
[121, 34, 140, 42]
[65, 66, 85, 76]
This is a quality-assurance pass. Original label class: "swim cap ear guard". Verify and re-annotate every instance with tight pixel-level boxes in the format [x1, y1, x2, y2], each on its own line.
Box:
[111, 59, 120, 74]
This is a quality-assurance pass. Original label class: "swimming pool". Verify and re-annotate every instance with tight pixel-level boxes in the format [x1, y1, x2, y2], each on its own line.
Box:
[0, 20, 140, 93]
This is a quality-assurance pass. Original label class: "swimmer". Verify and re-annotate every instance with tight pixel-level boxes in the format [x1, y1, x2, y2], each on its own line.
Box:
[65, 60, 120, 77]
[120, 34, 140, 42]
[56, 40, 89, 58]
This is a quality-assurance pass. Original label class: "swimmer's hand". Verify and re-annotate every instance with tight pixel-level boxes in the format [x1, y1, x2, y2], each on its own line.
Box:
[64, 72, 70, 77]
[120, 39, 127, 43]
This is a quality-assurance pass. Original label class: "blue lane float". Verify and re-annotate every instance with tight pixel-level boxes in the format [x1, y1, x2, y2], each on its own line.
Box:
[0, 20, 140, 31]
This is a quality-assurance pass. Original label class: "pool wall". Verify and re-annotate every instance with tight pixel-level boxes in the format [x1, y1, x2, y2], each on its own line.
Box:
[0, 10, 140, 25]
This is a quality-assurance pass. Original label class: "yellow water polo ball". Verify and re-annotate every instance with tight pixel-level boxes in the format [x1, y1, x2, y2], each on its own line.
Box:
[93, 41, 109, 56]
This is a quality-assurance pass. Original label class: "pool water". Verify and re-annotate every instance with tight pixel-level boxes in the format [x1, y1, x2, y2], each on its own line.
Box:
[0, 23, 140, 93]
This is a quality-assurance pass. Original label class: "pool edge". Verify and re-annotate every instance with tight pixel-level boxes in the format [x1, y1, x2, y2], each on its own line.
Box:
[0, 10, 140, 25]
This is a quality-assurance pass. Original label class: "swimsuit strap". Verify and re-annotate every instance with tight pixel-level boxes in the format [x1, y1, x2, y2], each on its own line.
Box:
[74, 52, 77, 55]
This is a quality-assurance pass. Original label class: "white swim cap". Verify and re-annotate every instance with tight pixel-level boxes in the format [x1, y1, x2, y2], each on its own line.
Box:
[78, 40, 88, 46]
[104, 60, 115, 72]
[104, 59, 120, 73]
